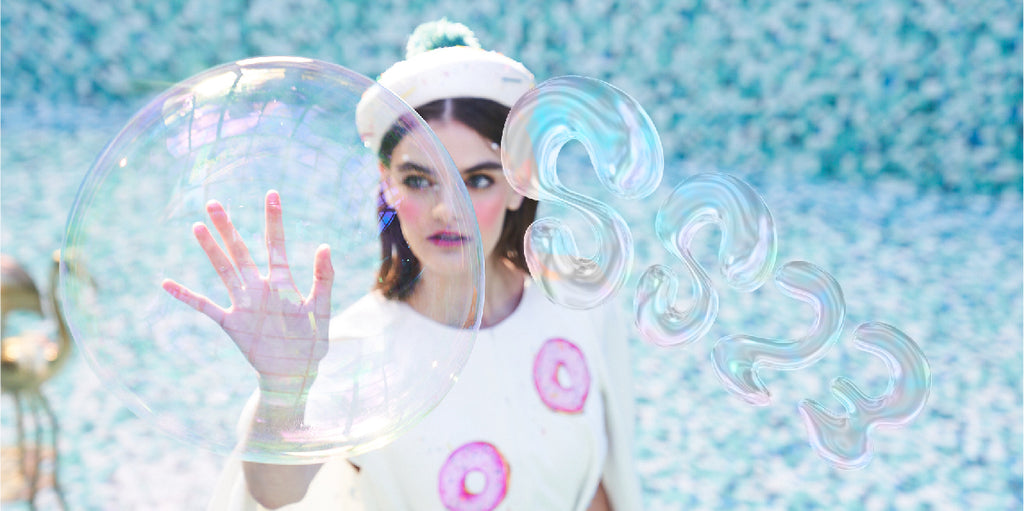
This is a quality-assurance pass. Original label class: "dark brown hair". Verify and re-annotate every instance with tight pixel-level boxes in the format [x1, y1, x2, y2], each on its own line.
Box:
[375, 98, 539, 299]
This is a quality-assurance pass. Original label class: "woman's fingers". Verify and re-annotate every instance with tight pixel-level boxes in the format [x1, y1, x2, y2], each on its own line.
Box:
[309, 244, 334, 324]
[206, 200, 261, 284]
[192, 222, 243, 296]
[264, 190, 295, 289]
[162, 278, 227, 325]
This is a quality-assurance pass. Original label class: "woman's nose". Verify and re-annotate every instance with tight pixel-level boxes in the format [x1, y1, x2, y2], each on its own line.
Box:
[431, 200, 454, 223]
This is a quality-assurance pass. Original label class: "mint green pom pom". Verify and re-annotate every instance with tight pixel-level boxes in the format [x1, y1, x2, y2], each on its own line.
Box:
[405, 18, 482, 58]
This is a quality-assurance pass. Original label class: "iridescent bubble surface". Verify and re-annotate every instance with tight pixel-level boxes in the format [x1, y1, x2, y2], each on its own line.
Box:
[711, 260, 846, 406]
[797, 322, 931, 470]
[502, 76, 663, 309]
[635, 172, 777, 347]
[60, 57, 483, 463]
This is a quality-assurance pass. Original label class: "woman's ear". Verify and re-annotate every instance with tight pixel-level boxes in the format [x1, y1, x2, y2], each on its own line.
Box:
[506, 192, 525, 212]
[379, 165, 398, 209]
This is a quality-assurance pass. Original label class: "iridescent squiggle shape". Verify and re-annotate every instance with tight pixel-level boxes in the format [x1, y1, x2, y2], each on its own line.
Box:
[797, 322, 931, 470]
[635, 172, 777, 347]
[502, 76, 663, 309]
[711, 261, 846, 406]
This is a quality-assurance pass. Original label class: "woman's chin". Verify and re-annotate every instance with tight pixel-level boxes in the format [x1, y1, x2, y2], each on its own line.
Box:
[418, 257, 479, 282]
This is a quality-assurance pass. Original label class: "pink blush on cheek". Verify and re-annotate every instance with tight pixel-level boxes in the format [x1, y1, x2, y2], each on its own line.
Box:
[471, 195, 506, 232]
[393, 197, 424, 218]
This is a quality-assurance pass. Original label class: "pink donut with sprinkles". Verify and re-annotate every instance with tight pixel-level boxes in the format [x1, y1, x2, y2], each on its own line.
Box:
[533, 337, 590, 413]
[438, 441, 509, 511]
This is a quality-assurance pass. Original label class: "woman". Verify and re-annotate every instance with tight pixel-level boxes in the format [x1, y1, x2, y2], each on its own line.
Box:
[166, 20, 642, 510]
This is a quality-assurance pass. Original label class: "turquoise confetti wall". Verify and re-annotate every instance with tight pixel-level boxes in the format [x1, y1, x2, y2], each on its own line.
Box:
[3, 0, 1021, 192]
[0, 1, 1021, 509]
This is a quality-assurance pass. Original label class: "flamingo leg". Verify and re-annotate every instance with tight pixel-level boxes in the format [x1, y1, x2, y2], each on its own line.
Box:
[27, 392, 42, 511]
[13, 390, 38, 511]
[36, 390, 68, 510]
[13, 391, 27, 478]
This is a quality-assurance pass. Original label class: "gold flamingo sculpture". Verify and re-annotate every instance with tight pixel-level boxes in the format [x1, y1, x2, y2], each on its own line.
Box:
[1, 250, 74, 511]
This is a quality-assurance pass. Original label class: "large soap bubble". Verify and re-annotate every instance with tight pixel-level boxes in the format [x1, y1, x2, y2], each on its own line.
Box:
[60, 57, 483, 463]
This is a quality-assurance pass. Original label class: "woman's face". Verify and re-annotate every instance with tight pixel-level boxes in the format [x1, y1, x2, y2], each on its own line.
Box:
[381, 120, 524, 279]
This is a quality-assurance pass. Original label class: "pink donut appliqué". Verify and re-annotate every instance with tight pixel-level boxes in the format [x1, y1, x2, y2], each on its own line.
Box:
[533, 337, 591, 413]
[438, 441, 510, 511]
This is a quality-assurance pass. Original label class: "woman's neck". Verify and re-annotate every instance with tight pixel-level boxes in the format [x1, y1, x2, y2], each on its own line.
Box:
[478, 258, 526, 328]
[406, 257, 526, 329]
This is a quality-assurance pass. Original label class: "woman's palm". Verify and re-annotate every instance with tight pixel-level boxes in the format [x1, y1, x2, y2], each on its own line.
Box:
[162, 191, 333, 397]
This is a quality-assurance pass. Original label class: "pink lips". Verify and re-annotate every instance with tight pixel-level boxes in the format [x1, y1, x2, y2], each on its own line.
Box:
[429, 231, 468, 247]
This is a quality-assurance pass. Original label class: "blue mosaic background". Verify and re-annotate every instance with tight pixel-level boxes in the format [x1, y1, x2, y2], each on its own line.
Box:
[3, 0, 1021, 192]
[1, 0, 1021, 509]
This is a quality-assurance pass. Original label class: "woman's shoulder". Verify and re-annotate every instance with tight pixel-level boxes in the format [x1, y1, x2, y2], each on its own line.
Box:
[329, 291, 401, 341]
[517, 280, 619, 322]
[329, 289, 463, 342]
[500, 281, 617, 347]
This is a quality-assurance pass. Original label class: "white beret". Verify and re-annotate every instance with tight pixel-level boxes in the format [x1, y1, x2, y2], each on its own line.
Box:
[355, 46, 535, 156]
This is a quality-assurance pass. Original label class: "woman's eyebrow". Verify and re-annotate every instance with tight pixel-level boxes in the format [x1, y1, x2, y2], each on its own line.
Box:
[396, 161, 435, 175]
[398, 160, 503, 175]
[461, 161, 504, 174]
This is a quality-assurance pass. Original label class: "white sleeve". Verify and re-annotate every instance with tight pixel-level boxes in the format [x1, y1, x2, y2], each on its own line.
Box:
[205, 455, 364, 511]
[204, 393, 367, 511]
[598, 301, 645, 510]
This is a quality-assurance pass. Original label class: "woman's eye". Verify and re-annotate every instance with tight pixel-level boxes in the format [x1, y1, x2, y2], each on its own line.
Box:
[466, 174, 495, 189]
[403, 175, 432, 190]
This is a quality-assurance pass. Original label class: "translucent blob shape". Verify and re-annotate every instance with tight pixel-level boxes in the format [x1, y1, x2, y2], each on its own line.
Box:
[60, 57, 484, 463]
[797, 322, 931, 470]
[502, 76, 663, 309]
[711, 261, 846, 406]
[633, 256, 717, 348]
[635, 172, 777, 347]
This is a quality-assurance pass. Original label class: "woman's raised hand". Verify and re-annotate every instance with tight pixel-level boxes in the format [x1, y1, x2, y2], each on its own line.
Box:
[162, 191, 334, 409]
